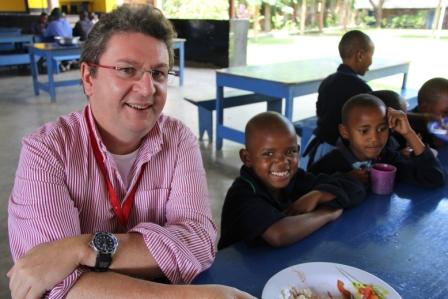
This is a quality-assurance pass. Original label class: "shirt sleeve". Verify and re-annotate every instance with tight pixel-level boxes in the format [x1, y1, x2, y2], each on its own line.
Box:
[129, 126, 216, 284]
[8, 135, 87, 298]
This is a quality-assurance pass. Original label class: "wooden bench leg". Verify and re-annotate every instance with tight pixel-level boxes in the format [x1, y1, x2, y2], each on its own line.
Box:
[267, 98, 282, 113]
[198, 106, 213, 141]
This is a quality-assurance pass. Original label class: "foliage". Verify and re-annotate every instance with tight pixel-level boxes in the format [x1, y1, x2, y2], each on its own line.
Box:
[387, 11, 428, 29]
[162, 0, 229, 19]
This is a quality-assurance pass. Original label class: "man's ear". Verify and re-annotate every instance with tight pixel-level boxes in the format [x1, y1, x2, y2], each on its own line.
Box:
[339, 124, 350, 140]
[239, 148, 252, 166]
[80, 62, 94, 97]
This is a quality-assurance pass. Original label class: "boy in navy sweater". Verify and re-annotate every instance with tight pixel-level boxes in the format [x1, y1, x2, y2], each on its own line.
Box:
[218, 112, 366, 249]
[309, 94, 446, 188]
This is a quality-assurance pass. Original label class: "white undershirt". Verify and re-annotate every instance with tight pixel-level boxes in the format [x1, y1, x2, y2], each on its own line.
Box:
[110, 149, 139, 189]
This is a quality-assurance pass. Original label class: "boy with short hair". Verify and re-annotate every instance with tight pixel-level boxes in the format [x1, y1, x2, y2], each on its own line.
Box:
[218, 112, 366, 250]
[304, 30, 375, 168]
[408, 77, 448, 149]
[309, 94, 446, 188]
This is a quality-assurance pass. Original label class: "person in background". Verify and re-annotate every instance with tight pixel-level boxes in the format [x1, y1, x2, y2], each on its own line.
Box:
[31, 12, 48, 38]
[309, 94, 446, 188]
[7, 5, 253, 299]
[89, 12, 99, 24]
[218, 112, 366, 250]
[73, 11, 94, 41]
[303, 30, 375, 169]
[408, 77, 448, 149]
[43, 7, 72, 41]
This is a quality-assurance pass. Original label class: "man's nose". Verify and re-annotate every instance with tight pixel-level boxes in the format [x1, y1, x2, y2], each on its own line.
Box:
[133, 72, 156, 96]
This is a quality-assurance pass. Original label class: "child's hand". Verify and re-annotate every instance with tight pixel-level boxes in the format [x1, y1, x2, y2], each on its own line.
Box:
[287, 190, 334, 215]
[387, 107, 413, 136]
[347, 168, 369, 184]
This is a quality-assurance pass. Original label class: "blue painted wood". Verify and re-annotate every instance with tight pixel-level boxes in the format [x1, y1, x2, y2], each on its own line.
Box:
[0, 34, 34, 67]
[184, 93, 282, 141]
[215, 58, 410, 151]
[194, 149, 448, 299]
[173, 38, 185, 86]
[0, 54, 29, 66]
[28, 42, 82, 102]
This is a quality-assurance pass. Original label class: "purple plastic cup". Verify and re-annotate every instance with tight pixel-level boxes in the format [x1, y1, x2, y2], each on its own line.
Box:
[370, 163, 397, 195]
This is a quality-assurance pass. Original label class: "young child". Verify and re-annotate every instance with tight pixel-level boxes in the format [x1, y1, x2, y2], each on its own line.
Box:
[304, 30, 375, 168]
[309, 94, 446, 188]
[217, 112, 366, 250]
[408, 77, 448, 149]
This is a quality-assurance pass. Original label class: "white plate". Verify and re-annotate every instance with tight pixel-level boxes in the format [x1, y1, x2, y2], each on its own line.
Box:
[262, 262, 402, 299]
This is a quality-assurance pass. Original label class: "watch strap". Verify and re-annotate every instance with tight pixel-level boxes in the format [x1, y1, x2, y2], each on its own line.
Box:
[93, 252, 112, 272]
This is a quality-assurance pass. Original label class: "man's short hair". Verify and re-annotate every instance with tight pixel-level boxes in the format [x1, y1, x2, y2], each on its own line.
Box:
[81, 5, 176, 76]
[244, 111, 296, 147]
[338, 30, 373, 60]
[341, 93, 386, 125]
[418, 77, 448, 106]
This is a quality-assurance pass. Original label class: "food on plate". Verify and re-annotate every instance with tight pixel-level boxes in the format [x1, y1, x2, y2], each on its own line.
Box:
[280, 287, 318, 299]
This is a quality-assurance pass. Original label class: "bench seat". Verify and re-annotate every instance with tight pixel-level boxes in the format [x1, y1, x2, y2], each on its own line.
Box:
[0, 53, 30, 67]
[184, 91, 282, 141]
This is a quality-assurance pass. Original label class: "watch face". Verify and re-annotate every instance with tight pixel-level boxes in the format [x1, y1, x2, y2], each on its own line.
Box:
[93, 232, 118, 254]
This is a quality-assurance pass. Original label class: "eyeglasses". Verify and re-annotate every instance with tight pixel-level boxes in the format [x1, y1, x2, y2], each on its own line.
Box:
[87, 62, 176, 83]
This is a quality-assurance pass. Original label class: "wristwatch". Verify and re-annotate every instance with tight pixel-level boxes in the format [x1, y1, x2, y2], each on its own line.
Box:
[90, 232, 118, 272]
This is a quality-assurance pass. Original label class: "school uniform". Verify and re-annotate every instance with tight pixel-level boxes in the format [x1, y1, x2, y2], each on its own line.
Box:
[304, 64, 372, 169]
[217, 165, 366, 250]
[309, 138, 446, 188]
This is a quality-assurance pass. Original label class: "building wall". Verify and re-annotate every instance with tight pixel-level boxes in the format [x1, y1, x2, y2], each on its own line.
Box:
[0, 0, 26, 12]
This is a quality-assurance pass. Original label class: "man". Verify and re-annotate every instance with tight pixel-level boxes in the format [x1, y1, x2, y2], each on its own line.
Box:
[43, 7, 72, 41]
[8, 5, 253, 299]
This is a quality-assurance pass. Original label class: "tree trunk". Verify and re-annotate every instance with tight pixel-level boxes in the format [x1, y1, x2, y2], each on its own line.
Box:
[369, 0, 386, 28]
[318, 0, 325, 32]
[432, 0, 443, 31]
[300, 0, 307, 34]
[263, 3, 272, 32]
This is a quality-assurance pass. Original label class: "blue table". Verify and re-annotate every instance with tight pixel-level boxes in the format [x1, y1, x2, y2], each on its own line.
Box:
[0, 34, 34, 66]
[215, 58, 410, 149]
[28, 43, 82, 103]
[194, 149, 448, 298]
[173, 38, 185, 86]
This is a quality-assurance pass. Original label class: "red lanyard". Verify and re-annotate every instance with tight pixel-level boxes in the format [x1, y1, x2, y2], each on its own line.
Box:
[85, 107, 145, 227]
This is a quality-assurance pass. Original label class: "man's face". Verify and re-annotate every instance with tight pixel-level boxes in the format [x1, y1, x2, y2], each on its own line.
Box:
[241, 128, 299, 192]
[339, 106, 389, 161]
[81, 32, 169, 151]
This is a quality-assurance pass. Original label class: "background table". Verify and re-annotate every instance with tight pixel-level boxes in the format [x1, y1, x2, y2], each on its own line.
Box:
[194, 148, 448, 298]
[215, 57, 410, 149]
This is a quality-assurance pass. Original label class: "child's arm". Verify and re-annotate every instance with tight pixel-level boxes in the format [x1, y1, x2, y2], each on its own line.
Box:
[286, 190, 335, 215]
[262, 208, 343, 247]
[388, 107, 425, 156]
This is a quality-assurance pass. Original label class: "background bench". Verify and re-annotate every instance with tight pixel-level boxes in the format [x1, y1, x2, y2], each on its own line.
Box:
[293, 88, 419, 153]
[0, 53, 29, 66]
[184, 91, 282, 141]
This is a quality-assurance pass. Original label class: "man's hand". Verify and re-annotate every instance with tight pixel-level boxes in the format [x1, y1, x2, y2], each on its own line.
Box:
[287, 190, 335, 215]
[7, 236, 88, 299]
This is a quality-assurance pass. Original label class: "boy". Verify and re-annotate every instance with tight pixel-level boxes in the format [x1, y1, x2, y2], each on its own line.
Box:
[408, 77, 448, 149]
[309, 94, 446, 188]
[304, 30, 375, 168]
[218, 112, 366, 250]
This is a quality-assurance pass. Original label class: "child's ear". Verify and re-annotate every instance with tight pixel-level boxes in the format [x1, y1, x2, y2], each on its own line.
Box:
[239, 148, 252, 166]
[339, 124, 350, 140]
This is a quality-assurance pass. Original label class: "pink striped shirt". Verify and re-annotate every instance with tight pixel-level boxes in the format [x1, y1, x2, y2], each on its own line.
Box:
[8, 105, 217, 298]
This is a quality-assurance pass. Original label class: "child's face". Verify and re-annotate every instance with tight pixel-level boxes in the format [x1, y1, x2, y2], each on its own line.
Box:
[339, 106, 389, 161]
[241, 128, 299, 192]
[424, 94, 448, 119]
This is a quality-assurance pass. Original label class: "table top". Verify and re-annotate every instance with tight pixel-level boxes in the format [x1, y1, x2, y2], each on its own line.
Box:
[216, 57, 410, 85]
[27, 42, 83, 51]
[194, 148, 448, 298]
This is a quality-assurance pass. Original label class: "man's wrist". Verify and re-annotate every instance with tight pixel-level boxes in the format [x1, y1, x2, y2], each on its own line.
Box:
[78, 234, 96, 267]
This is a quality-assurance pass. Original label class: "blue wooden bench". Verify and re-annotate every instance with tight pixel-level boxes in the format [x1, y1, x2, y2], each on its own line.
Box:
[184, 92, 282, 141]
[0, 53, 30, 66]
[294, 88, 419, 152]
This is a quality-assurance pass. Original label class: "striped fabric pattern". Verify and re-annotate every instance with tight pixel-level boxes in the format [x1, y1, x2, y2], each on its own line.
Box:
[8, 105, 217, 298]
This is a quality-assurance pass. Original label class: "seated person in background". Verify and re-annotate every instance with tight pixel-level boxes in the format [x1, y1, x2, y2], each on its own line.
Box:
[408, 77, 448, 149]
[309, 94, 446, 188]
[31, 12, 48, 38]
[43, 7, 72, 41]
[73, 11, 93, 41]
[304, 30, 375, 169]
[218, 112, 366, 250]
[7, 5, 253, 299]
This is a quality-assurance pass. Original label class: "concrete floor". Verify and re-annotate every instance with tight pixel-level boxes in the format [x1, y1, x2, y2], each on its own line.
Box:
[0, 65, 317, 298]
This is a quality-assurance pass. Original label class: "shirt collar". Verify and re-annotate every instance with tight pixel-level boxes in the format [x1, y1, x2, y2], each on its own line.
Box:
[335, 138, 373, 170]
